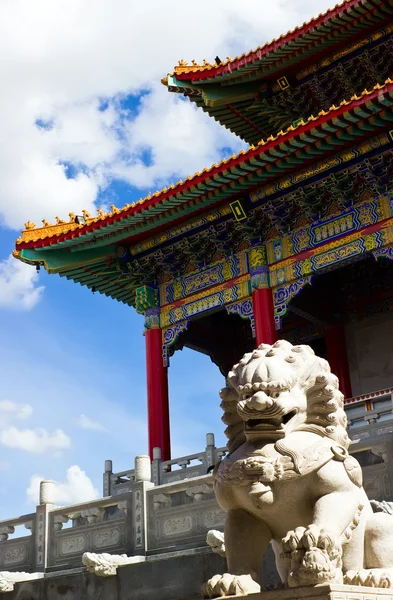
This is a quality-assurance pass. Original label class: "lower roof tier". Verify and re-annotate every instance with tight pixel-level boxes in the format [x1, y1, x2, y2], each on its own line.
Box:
[15, 79, 393, 309]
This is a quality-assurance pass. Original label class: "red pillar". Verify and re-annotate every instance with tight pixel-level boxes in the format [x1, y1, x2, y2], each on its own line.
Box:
[324, 324, 352, 400]
[145, 327, 171, 461]
[252, 287, 278, 347]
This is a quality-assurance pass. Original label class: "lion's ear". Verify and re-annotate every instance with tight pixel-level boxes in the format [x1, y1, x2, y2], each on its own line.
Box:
[219, 386, 245, 453]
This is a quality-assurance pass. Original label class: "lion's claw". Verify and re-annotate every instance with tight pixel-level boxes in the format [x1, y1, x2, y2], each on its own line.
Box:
[282, 527, 306, 552]
[202, 573, 260, 598]
[282, 525, 336, 553]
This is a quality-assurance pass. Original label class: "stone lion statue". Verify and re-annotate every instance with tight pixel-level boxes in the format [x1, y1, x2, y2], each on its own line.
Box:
[203, 340, 393, 598]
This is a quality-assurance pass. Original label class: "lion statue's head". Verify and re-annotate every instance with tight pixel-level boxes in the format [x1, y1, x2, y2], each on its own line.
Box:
[221, 340, 349, 453]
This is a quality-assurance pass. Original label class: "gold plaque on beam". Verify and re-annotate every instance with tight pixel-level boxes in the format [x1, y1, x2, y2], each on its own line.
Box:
[230, 200, 247, 222]
[277, 76, 290, 90]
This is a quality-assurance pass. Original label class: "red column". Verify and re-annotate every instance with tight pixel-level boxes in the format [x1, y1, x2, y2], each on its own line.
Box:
[324, 324, 352, 400]
[145, 327, 171, 461]
[252, 287, 278, 347]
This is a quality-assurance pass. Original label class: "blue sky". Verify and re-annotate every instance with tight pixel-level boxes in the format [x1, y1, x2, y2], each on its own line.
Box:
[0, 0, 335, 519]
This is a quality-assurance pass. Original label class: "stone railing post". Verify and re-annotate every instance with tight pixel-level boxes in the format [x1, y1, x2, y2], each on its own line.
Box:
[205, 433, 216, 472]
[132, 456, 154, 555]
[35, 480, 56, 572]
[103, 459, 113, 497]
[151, 447, 161, 486]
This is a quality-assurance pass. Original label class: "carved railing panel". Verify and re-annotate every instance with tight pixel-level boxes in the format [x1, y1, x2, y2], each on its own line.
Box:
[146, 475, 225, 554]
[0, 514, 35, 572]
[47, 496, 131, 569]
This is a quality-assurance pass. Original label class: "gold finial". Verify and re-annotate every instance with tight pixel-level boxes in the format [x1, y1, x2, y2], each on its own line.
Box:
[203, 58, 211, 66]
[82, 209, 91, 219]
[226, 56, 232, 61]
[24, 221, 36, 230]
[110, 204, 120, 214]
[42, 218, 52, 226]
[69, 212, 76, 221]
[178, 59, 188, 67]
[97, 208, 105, 217]
[55, 216, 66, 224]
[191, 59, 198, 66]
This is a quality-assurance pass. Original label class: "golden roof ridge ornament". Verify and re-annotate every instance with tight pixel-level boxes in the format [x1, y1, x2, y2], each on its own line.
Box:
[172, 0, 361, 75]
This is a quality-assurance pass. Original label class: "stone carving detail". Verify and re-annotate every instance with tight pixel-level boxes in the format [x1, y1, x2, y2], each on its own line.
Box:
[80, 507, 105, 524]
[53, 515, 69, 532]
[370, 500, 393, 515]
[94, 528, 120, 548]
[60, 535, 85, 555]
[185, 484, 213, 501]
[163, 515, 193, 537]
[207, 530, 226, 557]
[202, 574, 260, 598]
[82, 552, 145, 576]
[0, 572, 42, 592]
[0, 527, 14, 542]
[3, 545, 26, 566]
[203, 509, 225, 529]
[152, 494, 171, 510]
[203, 340, 393, 597]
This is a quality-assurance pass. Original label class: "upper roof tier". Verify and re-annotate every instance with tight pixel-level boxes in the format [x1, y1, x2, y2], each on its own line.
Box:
[164, 0, 393, 144]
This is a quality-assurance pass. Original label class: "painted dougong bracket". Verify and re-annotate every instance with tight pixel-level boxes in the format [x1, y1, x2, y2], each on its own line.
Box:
[162, 321, 190, 366]
[373, 246, 393, 261]
[273, 276, 312, 329]
[226, 297, 255, 337]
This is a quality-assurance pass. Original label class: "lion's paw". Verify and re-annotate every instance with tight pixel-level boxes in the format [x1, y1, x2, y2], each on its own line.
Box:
[202, 573, 260, 598]
[282, 525, 337, 553]
[282, 527, 307, 552]
[344, 569, 393, 588]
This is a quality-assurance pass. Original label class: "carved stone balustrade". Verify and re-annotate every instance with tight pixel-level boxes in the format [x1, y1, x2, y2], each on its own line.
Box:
[146, 475, 224, 554]
[0, 527, 14, 542]
[53, 516, 69, 532]
[152, 494, 171, 511]
[185, 484, 214, 502]
[107, 433, 226, 492]
[80, 507, 105, 524]
[0, 514, 36, 573]
[48, 496, 132, 570]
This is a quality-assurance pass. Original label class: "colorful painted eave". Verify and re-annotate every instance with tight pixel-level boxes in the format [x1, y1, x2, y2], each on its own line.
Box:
[15, 79, 393, 255]
[168, 0, 391, 84]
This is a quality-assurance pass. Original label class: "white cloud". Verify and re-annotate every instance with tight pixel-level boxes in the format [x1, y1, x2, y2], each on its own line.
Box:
[26, 465, 99, 506]
[0, 427, 70, 454]
[0, 400, 71, 454]
[77, 414, 107, 432]
[0, 400, 33, 423]
[109, 85, 243, 189]
[0, 0, 335, 229]
[0, 255, 44, 309]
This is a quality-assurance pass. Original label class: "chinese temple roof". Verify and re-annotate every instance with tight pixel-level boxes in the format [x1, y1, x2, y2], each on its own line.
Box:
[14, 78, 393, 307]
[165, 0, 393, 143]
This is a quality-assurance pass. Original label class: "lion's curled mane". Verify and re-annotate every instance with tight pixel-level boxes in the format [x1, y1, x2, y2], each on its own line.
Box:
[220, 340, 349, 453]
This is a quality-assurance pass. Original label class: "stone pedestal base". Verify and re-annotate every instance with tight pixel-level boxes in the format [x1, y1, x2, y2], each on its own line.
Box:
[222, 584, 393, 600]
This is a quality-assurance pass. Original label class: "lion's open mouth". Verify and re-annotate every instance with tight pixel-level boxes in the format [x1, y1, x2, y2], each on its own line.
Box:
[245, 409, 298, 432]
